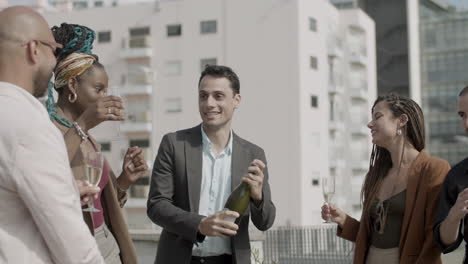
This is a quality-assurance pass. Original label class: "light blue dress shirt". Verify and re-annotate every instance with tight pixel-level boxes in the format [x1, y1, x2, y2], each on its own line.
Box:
[192, 127, 233, 257]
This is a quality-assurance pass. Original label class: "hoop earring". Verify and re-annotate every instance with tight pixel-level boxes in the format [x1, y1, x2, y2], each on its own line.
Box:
[68, 93, 77, 103]
[397, 128, 402, 136]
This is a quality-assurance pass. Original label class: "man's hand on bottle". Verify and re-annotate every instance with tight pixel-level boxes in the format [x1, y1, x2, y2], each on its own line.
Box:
[198, 210, 239, 237]
[242, 159, 266, 201]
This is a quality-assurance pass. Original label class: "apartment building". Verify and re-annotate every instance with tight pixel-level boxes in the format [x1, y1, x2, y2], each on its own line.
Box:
[43, 0, 376, 228]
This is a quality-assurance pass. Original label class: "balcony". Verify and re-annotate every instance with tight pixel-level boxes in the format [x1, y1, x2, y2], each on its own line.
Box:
[351, 126, 368, 136]
[120, 84, 153, 96]
[349, 24, 366, 35]
[349, 88, 367, 101]
[351, 160, 369, 171]
[328, 44, 343, 58]
[350, 52, 366, 66]
[327, 34, 343, 57]
[329, 73, 344, 95]
[121, 123, 152, 133]
[329, 142, 346, 168]
[120, 36, 153, 59]
[329, 120, 344, 131]
[329, 66, 344, 95]
[329, 158, 345, 168]
[329, 83, 344, 95]
[121, 111, 152, 133]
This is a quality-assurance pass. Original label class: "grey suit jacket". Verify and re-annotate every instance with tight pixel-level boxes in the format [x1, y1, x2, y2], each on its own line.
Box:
[147, 124, 276, 264]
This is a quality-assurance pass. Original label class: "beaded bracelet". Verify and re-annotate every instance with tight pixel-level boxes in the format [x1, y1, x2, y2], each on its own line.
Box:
[116, 183, 129, 193]
[72, 122, 88, 142]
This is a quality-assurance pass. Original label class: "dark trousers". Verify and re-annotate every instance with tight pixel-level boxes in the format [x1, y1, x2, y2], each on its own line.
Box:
[191, 254, 233, 264]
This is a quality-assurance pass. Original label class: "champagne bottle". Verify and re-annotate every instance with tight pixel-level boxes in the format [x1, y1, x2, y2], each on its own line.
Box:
[223, 182, 251, 222]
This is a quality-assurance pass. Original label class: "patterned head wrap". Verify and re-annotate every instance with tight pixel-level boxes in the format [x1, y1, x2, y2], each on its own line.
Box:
[54, 53, 96, 89]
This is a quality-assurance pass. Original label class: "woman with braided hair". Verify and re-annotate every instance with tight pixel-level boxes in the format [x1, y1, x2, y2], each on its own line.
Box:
[321, 94, 450, 264]
[47, 23, 147, 264]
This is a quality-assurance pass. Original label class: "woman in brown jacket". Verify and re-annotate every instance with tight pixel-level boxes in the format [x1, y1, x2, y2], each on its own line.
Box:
[322, 94, 450, 264]
[45, 23, 148, 264]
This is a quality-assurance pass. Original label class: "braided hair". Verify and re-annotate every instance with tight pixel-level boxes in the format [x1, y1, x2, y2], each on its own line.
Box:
[52, 23, 96, 62]
[360, 93, 425, 234]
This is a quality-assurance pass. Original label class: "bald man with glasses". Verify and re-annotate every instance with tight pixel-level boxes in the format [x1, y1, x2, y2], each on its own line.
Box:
[0, 6, 104, 264]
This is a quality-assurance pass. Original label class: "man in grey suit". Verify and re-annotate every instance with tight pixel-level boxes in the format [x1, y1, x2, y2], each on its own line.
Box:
[147, 65, 276, 264]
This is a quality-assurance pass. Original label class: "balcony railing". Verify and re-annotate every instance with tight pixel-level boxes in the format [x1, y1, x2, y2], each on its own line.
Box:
[121, 111, 152, 133]
[349, 52, 366, 66]
[264, 225, 354, 264]
[349, 88, 367, 100]
[120, 36, 153, 59]
[120, 84, 152, 96]
[329, 121, 345, 132]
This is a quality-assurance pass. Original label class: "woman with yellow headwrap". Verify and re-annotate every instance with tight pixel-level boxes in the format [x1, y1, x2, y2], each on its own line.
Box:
[47, 23, 147, 264]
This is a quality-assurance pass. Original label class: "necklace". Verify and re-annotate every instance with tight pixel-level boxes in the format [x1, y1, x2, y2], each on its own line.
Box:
[374, 145, 406, 235]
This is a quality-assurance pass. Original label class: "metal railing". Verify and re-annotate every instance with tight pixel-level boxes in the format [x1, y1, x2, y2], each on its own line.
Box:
[263, 225, 354, 264]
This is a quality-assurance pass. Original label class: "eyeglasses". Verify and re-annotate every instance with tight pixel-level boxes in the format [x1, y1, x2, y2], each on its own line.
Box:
[374, 201, 388, 234]
[21, 40, 63, 53]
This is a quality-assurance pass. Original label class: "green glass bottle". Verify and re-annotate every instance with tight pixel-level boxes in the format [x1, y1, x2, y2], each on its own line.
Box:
[224, 182, 251, 218]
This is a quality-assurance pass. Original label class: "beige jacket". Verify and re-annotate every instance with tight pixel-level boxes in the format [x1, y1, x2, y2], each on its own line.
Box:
[0, 82, 104, 264]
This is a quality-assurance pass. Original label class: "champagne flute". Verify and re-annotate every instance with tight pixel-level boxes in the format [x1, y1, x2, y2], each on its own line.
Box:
[82, 152, 104, 212]
[322, 175, 336, 223]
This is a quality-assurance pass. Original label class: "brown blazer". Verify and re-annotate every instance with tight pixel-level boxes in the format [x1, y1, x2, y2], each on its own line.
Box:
[337, 151, 450, 264]
[54, 120, 137, 264]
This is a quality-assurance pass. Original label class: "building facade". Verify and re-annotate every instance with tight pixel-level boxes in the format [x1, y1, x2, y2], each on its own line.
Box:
[420, 3, 468, 164]
[43, 0, 376, 229]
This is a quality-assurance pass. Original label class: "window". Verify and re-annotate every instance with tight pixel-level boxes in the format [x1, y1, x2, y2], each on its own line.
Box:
[73, 1, 88, 9]
[129, 139, 150, 148]
[165, 97, 182, 113]
[200, 58, 217, 71]
[329, 97, 335, 121]
[167, 24, 182, 37]
[165, 60, 182, 75]
[130, 27, 150, 37]
[311, 95, 318, 108]
[94, 1, 103, 7]
[201, 20, 217, 34]
[309, 17, 317, 32]
[311, 172, 320, 187]
[310, 56, 318, 69]
[100, 142, 111, 152]
[97, 31, 111, 43]
[311, 179, 319, 186]
[334, 2, 354, 9]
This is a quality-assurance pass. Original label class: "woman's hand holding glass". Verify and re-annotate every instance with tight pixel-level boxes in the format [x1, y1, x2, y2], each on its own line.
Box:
[321, 204, 347, 228]
[75, 96, 125, 132]
[76, 179, 100, 206]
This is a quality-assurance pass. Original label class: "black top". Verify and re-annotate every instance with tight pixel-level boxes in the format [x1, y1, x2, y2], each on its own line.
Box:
[434, 157, 468, 263]
[370, 190, 407, 249]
